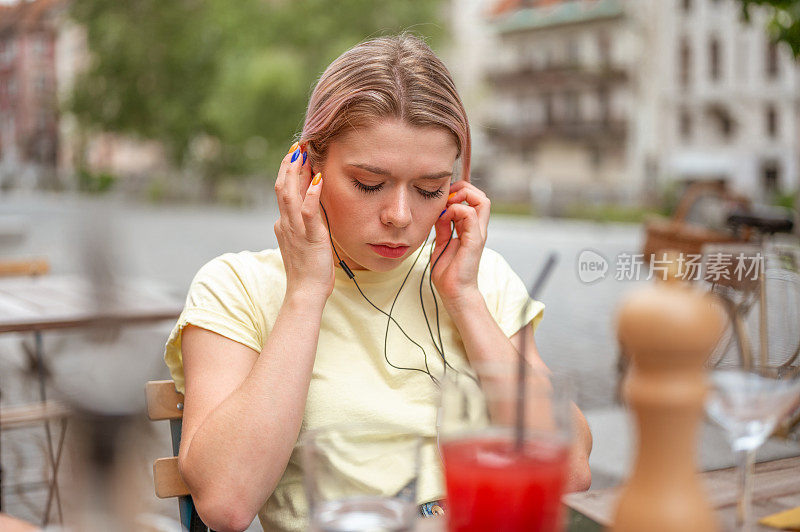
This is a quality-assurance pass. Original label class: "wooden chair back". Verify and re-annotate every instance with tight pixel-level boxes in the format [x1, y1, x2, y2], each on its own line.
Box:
[145, 380, 210, 531]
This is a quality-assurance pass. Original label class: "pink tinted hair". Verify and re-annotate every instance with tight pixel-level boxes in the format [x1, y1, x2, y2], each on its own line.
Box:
[299, 32, 471, 182]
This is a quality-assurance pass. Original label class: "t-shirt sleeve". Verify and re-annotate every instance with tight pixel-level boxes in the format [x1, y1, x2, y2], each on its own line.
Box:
[479, 249, 545, 338]
[163, 254, 263, 393]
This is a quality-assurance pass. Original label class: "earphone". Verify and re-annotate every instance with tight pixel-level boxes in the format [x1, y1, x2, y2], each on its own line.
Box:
[318, 199, 463, 387]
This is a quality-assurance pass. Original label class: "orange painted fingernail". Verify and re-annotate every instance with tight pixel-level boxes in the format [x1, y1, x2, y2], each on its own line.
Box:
[311, 172, 322, 186]
[289, 141, 299, 152]
[448, 192, 456, 200]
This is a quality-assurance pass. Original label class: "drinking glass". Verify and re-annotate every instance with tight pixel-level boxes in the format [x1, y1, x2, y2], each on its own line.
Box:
[706, 365, 800, 531]
[301, 423, 422, 532]
[437, 362, 574, 532]
[704, 240, 800, 531]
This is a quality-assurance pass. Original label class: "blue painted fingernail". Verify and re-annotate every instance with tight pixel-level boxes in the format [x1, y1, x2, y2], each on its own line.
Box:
[439, 209, 447, 218]
[291, 149, 300, 163]
[302, 151, 307, 165]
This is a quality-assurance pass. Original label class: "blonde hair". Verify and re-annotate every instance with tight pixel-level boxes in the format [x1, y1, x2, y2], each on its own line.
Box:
[300, 32, 471, 182]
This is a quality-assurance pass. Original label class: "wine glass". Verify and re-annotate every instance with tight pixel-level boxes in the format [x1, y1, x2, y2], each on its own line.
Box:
[704, 240, 800, 531]
[706, 365, 800, 531]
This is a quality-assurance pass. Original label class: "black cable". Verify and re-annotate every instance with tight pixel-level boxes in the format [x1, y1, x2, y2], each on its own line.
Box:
[419, 236, 459, 376]
[319, 202, 444, 385]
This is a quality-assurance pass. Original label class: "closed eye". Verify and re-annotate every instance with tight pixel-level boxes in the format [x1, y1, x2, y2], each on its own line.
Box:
[351, 179, 444, 199]
[417, 187, 445, 199]
[351, 179, 382, 194]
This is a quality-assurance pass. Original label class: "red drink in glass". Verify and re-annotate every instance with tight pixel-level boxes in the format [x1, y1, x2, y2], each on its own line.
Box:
[442, 436, 569, 532]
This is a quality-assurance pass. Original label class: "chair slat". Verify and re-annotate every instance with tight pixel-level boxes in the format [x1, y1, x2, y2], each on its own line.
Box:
[154, 457, 190, 498]
[0, 258, 50, 277]
[146, 380, 185, 421]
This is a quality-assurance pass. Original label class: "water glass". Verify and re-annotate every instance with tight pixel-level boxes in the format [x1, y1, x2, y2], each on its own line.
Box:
[301, 423, 422, 532]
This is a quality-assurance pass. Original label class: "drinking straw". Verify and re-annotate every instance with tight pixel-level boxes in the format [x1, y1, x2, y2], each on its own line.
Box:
[515, 253, 558, 453]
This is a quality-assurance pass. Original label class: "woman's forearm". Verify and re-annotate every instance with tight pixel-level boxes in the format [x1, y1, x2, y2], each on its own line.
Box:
[443, 290, 541, 369]
[180, 290, 326, 525]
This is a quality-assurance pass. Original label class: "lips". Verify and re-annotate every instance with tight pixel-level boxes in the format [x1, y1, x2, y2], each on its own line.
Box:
[369, 243, 410, 258]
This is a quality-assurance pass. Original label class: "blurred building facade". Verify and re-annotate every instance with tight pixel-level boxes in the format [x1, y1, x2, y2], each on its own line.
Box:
[480, 0, 800, 210]
[650, 0, 798, 203]
[0, 0, 63, 190]
[0, 0, 167, 194]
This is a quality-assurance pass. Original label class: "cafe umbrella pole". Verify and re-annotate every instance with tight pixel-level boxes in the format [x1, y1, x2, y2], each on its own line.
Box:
[515, 253, 558, 453]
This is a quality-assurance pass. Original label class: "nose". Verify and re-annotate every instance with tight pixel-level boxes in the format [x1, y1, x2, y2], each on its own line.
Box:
[380, 187, 412, 228]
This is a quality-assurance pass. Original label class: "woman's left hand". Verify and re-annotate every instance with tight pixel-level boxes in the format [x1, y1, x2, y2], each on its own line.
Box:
[431, 180, 490, 308]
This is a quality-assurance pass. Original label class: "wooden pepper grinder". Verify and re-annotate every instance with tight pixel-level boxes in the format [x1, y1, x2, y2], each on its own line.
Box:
[611, 262, 725, 532]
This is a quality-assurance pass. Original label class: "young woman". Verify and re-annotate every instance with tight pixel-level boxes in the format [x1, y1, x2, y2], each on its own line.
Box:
[164, 33, 592, 532]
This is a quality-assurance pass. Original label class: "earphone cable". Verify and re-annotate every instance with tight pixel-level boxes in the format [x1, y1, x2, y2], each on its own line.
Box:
[319, 202, 440, 385]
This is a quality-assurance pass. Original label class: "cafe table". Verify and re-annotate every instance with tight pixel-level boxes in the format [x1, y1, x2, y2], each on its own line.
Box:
[0, 273, 183, 520]
[411, 455, 800, 531]
[0, 272, 182, 400]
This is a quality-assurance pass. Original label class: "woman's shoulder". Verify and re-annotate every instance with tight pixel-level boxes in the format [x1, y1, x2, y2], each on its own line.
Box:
[196, 248, 283, 276]
[191, 248, 286, 292]
[477, 246, 512, 275]
[476, 247, 527, 293]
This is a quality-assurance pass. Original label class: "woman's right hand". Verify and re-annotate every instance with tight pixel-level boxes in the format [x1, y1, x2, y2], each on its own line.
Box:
[274, 142, 334, 301]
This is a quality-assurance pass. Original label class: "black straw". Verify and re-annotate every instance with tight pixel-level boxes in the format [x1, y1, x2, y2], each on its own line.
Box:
[515, 253, 558, 452]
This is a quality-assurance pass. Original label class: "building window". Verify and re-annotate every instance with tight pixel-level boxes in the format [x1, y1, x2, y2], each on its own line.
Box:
[709, 37, 721, 81]
[566, 38, 579, 67]
[543, 93, 554, 126]
[590, 145, 602, 169]
[707, 104, 735, 140]
[34, 35, 46, 57]
[679, 107, 692, 141]
[37, 111, 48, 131]
[598, 30, 611, 68]
[679, 38, 691, 87]
[0, 41, 16, 64]
[565, 91, 580, 124]
[597, 87, 610, 125]
[766, 41, 779, 78]
[544, 47, 554, 69]
[762, 161, 780, 194]
[766, 104, 778, 137]
[719, 114, 733, 138]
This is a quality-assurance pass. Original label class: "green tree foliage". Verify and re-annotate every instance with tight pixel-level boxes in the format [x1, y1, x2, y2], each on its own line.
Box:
[738, 0, 800, 57]
[67, 0, 445, 187]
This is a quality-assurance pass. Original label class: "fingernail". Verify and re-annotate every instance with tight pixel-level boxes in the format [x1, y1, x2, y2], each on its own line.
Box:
[302, 151, 308, 166]
[448, 192, 456, 200]
[312, 172, 322, 186]
[290, 149, 300, 163]
[439, 208, 447, 219]
[289, 141, 299, 152]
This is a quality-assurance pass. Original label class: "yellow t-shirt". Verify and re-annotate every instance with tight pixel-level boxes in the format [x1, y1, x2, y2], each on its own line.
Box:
[164, 239, 544, 532]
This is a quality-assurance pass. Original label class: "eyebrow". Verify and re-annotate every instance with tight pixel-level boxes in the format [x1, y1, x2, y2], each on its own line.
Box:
[346, 163, 452, 181]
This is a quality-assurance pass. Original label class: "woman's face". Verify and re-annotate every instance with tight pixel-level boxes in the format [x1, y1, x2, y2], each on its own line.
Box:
[317, 118, 459, 272]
